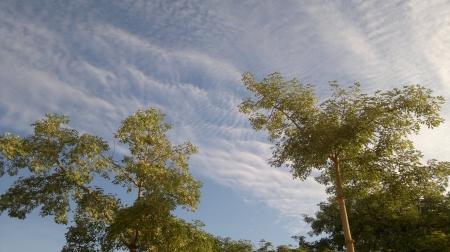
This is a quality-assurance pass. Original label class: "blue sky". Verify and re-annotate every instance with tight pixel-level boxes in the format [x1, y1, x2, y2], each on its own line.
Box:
[1, 0, 449, 250]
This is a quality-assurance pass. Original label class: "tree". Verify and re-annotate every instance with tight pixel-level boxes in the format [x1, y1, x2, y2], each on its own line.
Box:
[249, 238, 305, 252]
[213, 237, 253, 252]
[0, 108, 217, 251]
[256, 239, 275, 251]
[238, 72, 446, 252]
[303, 190, 450, 251]
[292, 235, 336, 251]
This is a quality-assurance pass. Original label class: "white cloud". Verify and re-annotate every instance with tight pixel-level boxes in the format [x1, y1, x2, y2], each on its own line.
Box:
[1, 0, 449, 244]
[191, 138, 328, 234]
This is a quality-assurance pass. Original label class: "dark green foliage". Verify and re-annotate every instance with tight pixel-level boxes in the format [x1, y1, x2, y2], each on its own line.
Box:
[304, 192, 450, 251]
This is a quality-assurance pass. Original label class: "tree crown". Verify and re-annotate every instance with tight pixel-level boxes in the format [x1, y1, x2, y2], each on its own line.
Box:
[239, 72, 445, 181]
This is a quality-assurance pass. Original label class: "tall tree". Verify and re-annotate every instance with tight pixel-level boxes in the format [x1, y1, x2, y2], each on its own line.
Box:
[238, 72, 446, 252]
[0, 108, 215, 251]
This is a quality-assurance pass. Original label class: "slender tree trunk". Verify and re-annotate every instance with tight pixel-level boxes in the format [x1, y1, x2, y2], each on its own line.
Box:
[130, 182, 143, 251]
[333, 157, 355, 252]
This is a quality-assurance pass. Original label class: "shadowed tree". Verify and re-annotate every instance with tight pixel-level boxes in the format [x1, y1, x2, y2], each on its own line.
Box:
[303, 187, 450, 251]
[238, 72, 446, 252]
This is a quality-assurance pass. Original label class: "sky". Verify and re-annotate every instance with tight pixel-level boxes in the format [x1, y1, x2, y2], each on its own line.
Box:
[0, 0, 449, 250]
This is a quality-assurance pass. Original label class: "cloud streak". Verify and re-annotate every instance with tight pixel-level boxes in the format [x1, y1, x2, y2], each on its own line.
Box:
[1, 0, 449, 248]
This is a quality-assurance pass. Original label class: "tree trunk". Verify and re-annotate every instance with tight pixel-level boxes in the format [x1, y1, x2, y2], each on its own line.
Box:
[333, 157, 355, 252]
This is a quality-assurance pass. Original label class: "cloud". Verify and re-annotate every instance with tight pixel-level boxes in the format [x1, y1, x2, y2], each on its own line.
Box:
[1, 0, 449, 241]
[191, 138, 328, 234]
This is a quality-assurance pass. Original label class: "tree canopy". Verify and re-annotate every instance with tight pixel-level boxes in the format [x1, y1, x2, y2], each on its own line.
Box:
[238, 72, 448, 252]
[0, 108, 220, 251]
[303, 191, 450, 251]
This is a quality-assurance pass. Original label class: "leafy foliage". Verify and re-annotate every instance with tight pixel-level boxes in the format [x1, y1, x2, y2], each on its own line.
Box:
[238, 72, 447, 251]
[213, 237, 253, 252]
[0, 108, 219, 251]
[303, 191, 450, 251]
[239, 72, 444, 181]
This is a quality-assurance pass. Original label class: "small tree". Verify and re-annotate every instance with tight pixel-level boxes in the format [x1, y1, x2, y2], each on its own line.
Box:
[238, 72, 446, 252]
[0, 108, 215, 251]
[214, 237, 253, 252]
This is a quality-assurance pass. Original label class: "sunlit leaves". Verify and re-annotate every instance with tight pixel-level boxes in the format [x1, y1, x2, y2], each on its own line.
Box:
[239, 72, 447, 251]
[239, 73, 445, 182]
[0, 108, 211, 251]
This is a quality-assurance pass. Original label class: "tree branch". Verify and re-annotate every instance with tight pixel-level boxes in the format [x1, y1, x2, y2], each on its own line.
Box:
[54, 159, 133, 247]
[272, 104, 302, 130]
[103, 155, 139, 187]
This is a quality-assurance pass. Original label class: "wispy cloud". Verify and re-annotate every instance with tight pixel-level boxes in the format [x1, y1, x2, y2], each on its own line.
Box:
[1, 1, 449, 247]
